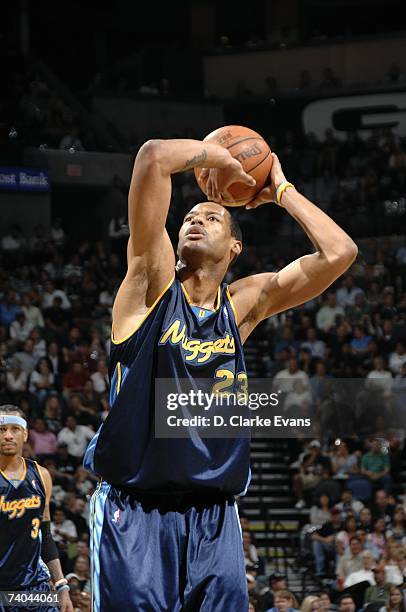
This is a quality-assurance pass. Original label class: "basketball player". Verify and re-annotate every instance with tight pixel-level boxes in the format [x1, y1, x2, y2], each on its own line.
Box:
[84, 139, 357, 611]
[0, 405, 73, 612]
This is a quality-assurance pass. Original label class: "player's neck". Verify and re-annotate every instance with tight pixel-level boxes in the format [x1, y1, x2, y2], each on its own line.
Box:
[179, 269, 223, 310]
[0, 454, 23, 473]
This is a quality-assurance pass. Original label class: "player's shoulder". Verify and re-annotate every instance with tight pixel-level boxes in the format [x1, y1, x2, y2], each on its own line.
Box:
[35, 463, 52, 490]
[228, 271, 277, 296]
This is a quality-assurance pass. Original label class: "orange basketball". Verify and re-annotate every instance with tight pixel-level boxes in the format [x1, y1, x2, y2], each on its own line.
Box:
[194, 125, 272, 206]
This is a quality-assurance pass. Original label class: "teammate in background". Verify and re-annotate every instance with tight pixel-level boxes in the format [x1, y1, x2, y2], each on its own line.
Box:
[0, 405, 73, 612]
[84, 139, 358, 611]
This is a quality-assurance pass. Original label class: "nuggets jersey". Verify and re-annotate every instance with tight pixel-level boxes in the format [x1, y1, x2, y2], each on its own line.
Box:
[0, 459, 48, 589]
[84, 276, 250, 494]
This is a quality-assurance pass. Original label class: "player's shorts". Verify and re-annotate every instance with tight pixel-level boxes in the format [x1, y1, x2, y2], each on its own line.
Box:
[0, 579, 58, 612]
[90, 481, 249, 611]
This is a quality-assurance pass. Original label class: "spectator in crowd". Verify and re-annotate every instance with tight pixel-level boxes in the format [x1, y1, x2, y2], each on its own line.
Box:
[380, 586, 405, 612]
[273, 357, 310, 394]
[6, 358, 28, 397]
[336, 276, 364, 308]
[337, 515, 358, 555]
[90, 359, 109, 394]
[51, 507, 78, 545]
[365, 357, 393, 394]
[335, 489, 364, 519]
[359, 507, 373, 533]
[243, 530, 259, 569]
[311, 507, 343, 576]
[310, 493, 332, 526]
[9, 312, 33, 345]
[293, 440, 332, 508]
[0, 290, 21, 327]
[266, 590, 299, 612]
[388, 343, 406, 375]
[344, 549, 375, 588]
[29, 417, 57, 458]
[316, 292, 345, 332]
[20, 293, 45, 329]
[57, 415, 94, 459]
[336, 536, 364, 584]
[364, 563, 393, 606]
[331, 443, 360, 481]
[28, 356, 55, 400]
[361, 440, 392, 492]
[386, 505, 406, 544]
[300, 596, 321, 612]
[337, 594, 356, 612]
[367, 517, 387, 560]
[63, 362, 89, 394]
[371, 490, 395, 527]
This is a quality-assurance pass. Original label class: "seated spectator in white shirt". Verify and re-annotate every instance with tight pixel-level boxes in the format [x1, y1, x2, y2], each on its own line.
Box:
[336, 275, 364, 308]
[6, 360, 28, 394]
[9, 312, 33, 345]
[316, 292, 345, 332]
[90, 359, 109, 394]
[389, 343, 406, 375]
[273, 357, 310, 394]
[41, 280, 71, 310]
[57, 416, 94, 459]
[21, 293, 44, 328]
[365, 357, 393, 394]
[51, 507, 78, 544]
[301, 328, 327, 359]
[344, 549, 375, 588]
[335, 488, 364, 520]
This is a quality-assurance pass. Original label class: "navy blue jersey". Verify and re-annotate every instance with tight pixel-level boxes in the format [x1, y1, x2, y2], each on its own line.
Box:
[84, 276, 250, 494]
[0, 459, 49, 589]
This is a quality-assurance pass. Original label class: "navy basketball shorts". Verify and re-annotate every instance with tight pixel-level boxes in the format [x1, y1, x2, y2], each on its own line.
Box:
[90, 482, 249, 611]
[0, 579, 58, 612]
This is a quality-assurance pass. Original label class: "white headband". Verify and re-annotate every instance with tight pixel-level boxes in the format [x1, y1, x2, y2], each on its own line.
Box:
[0, 415, 27, 429]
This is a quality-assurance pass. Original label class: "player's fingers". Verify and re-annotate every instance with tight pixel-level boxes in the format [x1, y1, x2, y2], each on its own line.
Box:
[239, 172, 256, 187]
[245, 187, 274, 209]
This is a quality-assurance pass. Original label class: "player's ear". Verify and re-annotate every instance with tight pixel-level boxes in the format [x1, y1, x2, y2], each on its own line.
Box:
[23, 429, 28, 443]
[230, 240, 242, 263]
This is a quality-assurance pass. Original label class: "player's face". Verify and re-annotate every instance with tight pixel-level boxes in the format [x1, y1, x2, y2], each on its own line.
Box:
[177, 202, 240, 266]
[0, 422, 27, 456]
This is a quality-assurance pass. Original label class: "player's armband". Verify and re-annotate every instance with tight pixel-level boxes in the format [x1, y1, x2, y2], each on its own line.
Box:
[40, 521, 59, 563]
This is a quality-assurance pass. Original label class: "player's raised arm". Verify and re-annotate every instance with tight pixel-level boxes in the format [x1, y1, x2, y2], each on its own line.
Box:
[39, 466, 73, 612]
[227, 153, 358, 341]
[113, 139, 254, 340]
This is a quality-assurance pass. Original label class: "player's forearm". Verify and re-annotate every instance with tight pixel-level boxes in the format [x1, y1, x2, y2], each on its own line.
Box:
[47, 558, 65, 582]
[281, 187, 358, 268]
[137, 138, 232, 176]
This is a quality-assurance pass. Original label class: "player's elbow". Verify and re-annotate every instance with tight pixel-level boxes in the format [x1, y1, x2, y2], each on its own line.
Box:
[337, 239, 358, 268]
[329, 239, 358, 272]
[136, 139, 166, 168]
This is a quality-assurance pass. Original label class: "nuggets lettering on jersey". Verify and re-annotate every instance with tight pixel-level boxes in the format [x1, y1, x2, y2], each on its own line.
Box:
[84, 277, 251, 494]
[159, 318, 235, 363]
[0, 459, 48, 589]
[0, 494, 41, 519]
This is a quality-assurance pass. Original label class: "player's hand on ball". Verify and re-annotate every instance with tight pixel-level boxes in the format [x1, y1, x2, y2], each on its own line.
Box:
[246, 153, 286, 209]
[200, 158, 256, 204]
[59, 589, 74, 612]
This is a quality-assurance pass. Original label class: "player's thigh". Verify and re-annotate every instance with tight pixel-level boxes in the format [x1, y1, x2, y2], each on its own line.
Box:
[90, 484, 183, 611]
[184, 500, 248, 612]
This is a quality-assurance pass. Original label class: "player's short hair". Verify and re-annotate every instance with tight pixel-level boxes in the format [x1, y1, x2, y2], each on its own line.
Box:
[0, 404, 25, 419]
[228, 211, 242, 242]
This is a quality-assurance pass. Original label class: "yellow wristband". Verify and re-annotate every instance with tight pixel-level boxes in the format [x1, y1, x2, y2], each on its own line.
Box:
[276, 181, 294, 206]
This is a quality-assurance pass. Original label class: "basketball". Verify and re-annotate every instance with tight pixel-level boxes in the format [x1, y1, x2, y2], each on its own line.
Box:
[194, 125, 272, 206]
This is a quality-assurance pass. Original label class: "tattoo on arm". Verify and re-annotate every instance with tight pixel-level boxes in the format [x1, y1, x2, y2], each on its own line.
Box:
[182, 149, 208, 171]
